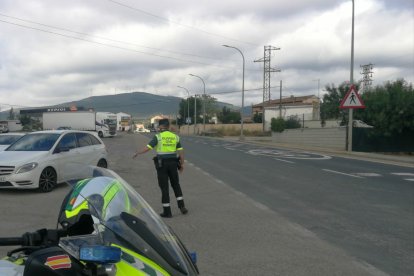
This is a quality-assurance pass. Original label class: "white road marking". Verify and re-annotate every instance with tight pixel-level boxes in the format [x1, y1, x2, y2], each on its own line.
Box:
[354, 173, 382, 177]
[405, 179, 414, 182]
[274, 158, 295, 163]
[391, 173, 414, 176]
[247, 149, 331, 160]
[322, 169, 364, 178]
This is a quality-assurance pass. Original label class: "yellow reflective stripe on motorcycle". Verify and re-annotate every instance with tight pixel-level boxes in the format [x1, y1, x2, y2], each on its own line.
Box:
[2, 256, 25, 265]
[112, 244, 170, 276]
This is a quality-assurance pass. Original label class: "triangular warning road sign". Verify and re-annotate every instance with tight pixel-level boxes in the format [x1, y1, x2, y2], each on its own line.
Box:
[340, 85, 365, 109]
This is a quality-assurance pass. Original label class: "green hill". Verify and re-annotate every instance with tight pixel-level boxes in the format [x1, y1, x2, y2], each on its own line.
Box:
[2, 91, 243, 119]
[61, 92, 181, 118]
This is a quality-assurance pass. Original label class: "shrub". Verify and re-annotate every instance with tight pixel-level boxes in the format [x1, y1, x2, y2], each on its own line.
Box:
[285, 116, 301, 129]
[271, 117, 285, 132]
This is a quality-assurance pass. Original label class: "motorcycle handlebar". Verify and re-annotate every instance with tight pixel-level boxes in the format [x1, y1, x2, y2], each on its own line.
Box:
[0, 237, 24, 246]
[0, 229, 68, 247]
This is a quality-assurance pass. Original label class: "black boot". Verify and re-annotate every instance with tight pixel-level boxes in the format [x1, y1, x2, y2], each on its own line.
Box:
[160, 206, 172, 218]
[180, 207, 188, 215]
[177, 199, 188, 215]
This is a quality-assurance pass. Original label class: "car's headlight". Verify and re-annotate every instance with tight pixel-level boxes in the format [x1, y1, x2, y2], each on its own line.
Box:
[15, 162, 38, 174]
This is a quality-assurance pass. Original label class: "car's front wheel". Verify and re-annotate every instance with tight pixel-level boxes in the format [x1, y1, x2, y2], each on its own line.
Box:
[38, 167, 57, 192]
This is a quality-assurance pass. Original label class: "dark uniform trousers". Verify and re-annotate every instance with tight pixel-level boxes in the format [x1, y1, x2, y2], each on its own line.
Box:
[155, 157, 185, 208]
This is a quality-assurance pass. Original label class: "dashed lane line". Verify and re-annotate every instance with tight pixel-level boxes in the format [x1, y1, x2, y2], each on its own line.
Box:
[322, 169, 365, 178]
[274, 158, 295, 164]
[391, 173, 414, 176]
[353, 173, 382, 177]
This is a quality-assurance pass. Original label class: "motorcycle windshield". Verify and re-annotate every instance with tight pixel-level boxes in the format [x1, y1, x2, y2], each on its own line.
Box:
[67, 166, 196, 275]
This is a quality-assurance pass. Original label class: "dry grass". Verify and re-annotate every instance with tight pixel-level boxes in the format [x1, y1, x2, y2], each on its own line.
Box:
[204, 127, 271, 137]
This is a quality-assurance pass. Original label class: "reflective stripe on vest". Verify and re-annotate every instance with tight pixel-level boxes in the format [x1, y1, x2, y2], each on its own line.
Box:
[155, 131, 179, 154]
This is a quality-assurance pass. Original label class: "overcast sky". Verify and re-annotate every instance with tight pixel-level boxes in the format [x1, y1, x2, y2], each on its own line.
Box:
[0, 0, 413, 111]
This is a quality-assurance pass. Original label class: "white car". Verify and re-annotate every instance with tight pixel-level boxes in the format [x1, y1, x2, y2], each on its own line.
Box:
[0, 130, 108, 192]
[0, 133, 26, 151]
[134, 127, 150, 133]
[353, 120, 374, 128]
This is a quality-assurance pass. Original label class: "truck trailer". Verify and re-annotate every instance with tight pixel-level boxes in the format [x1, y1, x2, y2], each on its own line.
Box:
[42, 111, 117, 138]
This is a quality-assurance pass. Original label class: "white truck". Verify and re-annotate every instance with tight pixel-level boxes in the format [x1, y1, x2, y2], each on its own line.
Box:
[42, 111, 117, 138]
[95, 112, 118, 137]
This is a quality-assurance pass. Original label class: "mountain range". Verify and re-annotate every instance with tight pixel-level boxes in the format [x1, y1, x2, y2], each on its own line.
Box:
[1, 91, 248, 119]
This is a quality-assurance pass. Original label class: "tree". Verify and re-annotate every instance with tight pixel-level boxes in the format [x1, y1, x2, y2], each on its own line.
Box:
[178, 95, 218, 124]
[356, 79, 414, 136]
[178, 96, 201, 125]
[8, 107, 15, 120]
[320, 82, 359, 122]
[217, 106, 241, 124]
[321, 79, 414, 136]
[19, 114, 31, 126]
[18, 114, 42, 131]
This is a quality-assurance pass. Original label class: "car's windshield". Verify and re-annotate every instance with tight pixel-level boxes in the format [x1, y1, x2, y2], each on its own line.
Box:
[104, 119, 117, 125]
[0, 135, 23, 145]
[67, 167, 195, 275]
[6, 133, 60, 151]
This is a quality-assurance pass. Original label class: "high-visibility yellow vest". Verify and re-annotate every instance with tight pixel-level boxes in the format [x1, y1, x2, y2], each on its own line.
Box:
[155, 131, 180, 155]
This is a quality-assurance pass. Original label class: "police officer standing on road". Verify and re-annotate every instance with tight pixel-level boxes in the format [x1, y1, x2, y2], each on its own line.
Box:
[132, 119, 188, 218]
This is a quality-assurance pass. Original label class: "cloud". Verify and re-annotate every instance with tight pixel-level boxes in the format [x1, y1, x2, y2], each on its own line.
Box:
[0, 0, 413, 111]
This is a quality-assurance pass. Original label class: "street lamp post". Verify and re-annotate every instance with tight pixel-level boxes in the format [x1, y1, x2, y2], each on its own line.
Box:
[194, 95, 197, 134]
[223, 44, 245, 140]
[177, 86, 190, 136]
[189, 74, 206, 135]
[348, 0, 355, 152]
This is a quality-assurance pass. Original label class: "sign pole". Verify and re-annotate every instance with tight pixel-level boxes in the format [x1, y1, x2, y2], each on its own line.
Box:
[348, 0, 355, 151]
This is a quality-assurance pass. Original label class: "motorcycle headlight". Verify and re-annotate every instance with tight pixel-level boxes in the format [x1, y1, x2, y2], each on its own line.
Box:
[16, 162, 38, 174]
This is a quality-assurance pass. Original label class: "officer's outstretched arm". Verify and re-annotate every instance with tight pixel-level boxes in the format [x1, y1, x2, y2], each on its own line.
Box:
[132, 146, 151, 159]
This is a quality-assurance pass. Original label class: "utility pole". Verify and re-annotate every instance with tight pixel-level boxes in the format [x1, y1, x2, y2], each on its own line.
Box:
[279, 80, 282, 118]
[360, 63, 374, 91]
[254, 45, 281, 131]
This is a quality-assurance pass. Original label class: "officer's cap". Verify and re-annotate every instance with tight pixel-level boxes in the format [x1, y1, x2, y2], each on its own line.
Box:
[158, 119, 170, 127]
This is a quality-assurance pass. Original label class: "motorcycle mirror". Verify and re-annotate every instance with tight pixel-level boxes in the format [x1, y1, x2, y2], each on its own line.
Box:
[79, 245, 121, 264]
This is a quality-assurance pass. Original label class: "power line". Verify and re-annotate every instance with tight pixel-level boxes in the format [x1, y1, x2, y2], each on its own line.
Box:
[177, 85, 281, 96]
[105, 0, 258, 47]
[0, 17, 261, 72]
[0, 13, 219, 61]
[0, 19, 217, 66]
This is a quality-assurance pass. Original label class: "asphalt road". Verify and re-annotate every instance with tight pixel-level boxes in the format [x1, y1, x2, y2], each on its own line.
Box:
[181, 135, 414, 276]
[0, 132, 412, 276]
[123, 132, 413, 275]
